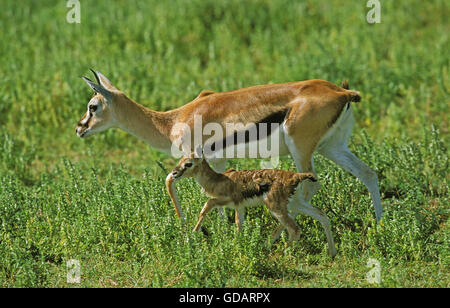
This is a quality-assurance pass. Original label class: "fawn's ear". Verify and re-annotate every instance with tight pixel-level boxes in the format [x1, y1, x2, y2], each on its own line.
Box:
[82, 76, 112, 100]
[194, 144, 204, 159]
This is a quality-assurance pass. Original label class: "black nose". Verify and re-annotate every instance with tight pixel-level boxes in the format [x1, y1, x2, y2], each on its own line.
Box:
[172, 171, 178, 176]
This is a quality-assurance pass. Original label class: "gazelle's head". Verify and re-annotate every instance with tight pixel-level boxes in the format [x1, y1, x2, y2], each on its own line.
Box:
[76, 70, 119, 138]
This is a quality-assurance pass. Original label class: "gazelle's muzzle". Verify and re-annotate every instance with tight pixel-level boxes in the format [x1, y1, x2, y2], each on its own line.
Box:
[76, 113, 91, 138]
[76, 124, 89, 138]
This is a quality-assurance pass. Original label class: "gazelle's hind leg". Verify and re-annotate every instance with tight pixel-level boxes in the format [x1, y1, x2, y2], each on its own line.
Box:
[278, 119, 321, 242]
[319, 145, 383, 222]
[282, 133, 320, 202]
[277, 122, 320, 242]
[316, 103, 382, 222]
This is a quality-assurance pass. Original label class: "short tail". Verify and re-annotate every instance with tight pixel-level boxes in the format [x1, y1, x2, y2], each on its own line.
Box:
[341, 80, 361, 103]
[293, 172, 317, 185]
[302, 172, 317, 182]
[341, 80, 349, 90]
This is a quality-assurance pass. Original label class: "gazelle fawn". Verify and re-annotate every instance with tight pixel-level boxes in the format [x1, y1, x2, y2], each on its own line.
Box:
[77, 70, 382, 224]
[168, 151, 337, 258]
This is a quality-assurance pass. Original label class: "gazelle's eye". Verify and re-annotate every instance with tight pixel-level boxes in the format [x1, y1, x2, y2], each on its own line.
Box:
[185, 163, 192, 168]
[89, 105, 98, 112]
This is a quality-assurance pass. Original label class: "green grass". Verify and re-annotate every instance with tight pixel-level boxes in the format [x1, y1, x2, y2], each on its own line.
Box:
[0, 0, 448, 287]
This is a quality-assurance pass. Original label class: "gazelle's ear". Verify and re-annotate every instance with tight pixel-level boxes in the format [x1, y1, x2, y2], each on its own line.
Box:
[81, 76, 112, 99]
[95, 71, 118, 91]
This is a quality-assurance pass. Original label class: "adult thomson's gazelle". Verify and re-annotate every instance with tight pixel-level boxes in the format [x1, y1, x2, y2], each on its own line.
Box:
[76, 70, 382, 223]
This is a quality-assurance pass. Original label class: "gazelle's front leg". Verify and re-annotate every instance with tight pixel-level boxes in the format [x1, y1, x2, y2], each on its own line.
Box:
[166, 173, 185, 220]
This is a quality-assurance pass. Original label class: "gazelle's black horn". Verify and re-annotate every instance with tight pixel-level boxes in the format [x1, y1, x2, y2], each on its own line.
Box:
[90, 68, 101, 85]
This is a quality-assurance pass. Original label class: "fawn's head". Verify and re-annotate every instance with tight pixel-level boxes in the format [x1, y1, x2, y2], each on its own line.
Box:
[170, 148, 208, 179]
[76, 70, 120, 138]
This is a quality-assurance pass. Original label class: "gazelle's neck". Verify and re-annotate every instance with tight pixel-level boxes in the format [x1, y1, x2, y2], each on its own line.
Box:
[113, 94, 175, 153]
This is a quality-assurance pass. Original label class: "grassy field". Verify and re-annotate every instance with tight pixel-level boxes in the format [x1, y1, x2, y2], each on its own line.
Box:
[0, 0, 448, 287]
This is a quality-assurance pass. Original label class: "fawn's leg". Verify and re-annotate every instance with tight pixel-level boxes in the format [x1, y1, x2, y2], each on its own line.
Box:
[270, 177, 319, 243]
[209, 159, 228, 220]
[193, 199, 224, 232]
[265, 198, 300, 242]
[273, 212, 300, 242]
[270, 224, 285, 244]
[270, 212, 300, 244]
[234, 207, 246, 232]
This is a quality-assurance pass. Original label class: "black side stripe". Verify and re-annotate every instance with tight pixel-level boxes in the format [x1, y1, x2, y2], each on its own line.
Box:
[209, 108, 290, 153]
[242, 183, 271, 199]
